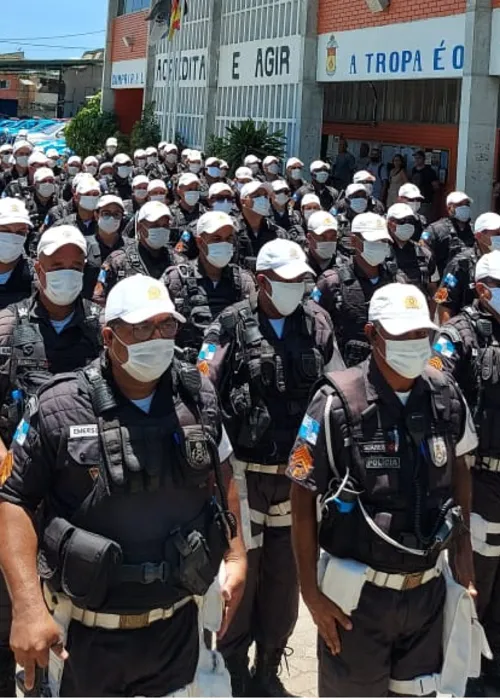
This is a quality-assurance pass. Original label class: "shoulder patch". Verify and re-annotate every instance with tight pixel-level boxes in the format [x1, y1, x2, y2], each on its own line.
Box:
[298, 414, 320, 446]
[13, 418, 29, 446]
[288, 444, 314, 481]
[420, 231, 431, 242]
[198, 343, 216, 361]
[0, 450, 13, 486]
[434, 287, 449, 304]
[433, 336, 455, 358]
[428, 356, 444, 371]
[310, 287, 322, 303]
[197, 360, 210, 376]
[97, 268, 107, 283]
[443, 273, 458, 288]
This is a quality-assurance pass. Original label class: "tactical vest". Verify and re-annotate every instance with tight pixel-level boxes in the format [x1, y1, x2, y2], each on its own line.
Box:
[451, 249, 477, 309]
[173, 263, 243, 363]
[214, 300, 328, 463]
[0, 257, 34, 310]
[39, 359, 233, 613]
[318, 365, 462, 573]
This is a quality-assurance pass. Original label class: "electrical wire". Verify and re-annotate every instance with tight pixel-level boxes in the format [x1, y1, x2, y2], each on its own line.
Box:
[0, 31, 105, 41]
[0, 42, 98, 49]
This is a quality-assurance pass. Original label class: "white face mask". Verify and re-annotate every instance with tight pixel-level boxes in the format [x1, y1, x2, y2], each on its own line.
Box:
[16, 155, 29, 168]
[383, 337, 431, 380]
[314, 171, 329, 184]
[99, 214, 121, 234]
[165, 153, 177, 165]
[486, 286, 500, 315]
[407, 200, 421, 214]
[290, 168, 302, 181]
[315, 240, 337, 260]
[85, 165, 97, 176]
[107, 146, 117, 155]
[490, 236, 500, 251]
[146, 226, 170, 249]
[212, 200, 233, 214]
[136, 159, 146, 169]
[42, 269, 83, 305]
[394, 223, 415, 242]
[115, 336, 175, 382]
[267, 163, 279, 175]
[184, 190, 200, 207]
[206, 242, 234, 268]
[249, 164, 259, 175]
[0, 232, 25, 263]
[117, 165, 132, 179]
[149, 194, 166, 202]
[454, 205, 471, 222]
[189, 163, 201, 174]
[303, 209, 318, 222]
[363, 183, 374, 197]
[207, 166, 221, 178]
[37, 182, 55, 198]
[349, 197, 368, 214]
[68, 166, 79, 176]
[1, 154, 12, 165]
[80, 194, 99, 211]
[361, 241, 390, 267]
[266, 279, 305, 316]
[274, 193, 289, 207]
[252, 196, 270, 217]
[134, 188, 148, 201]
[147, 156, 157, 165]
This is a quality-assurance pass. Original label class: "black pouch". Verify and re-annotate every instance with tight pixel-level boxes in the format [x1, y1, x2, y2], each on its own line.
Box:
[174, 425, 213, 487]
[60, 528, 123, 609]
[174, 530, 214, 596]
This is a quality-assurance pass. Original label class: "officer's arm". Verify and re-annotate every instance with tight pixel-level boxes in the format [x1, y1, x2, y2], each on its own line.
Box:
[240, 270, 258, 309]
[290, 483, 319, 602]
[310, 272, 338, 318]
[434, 264, 464, 324]
[0, 309, 17, 458]
[197, 322, 232, 389]
[432, 326, 466, 380]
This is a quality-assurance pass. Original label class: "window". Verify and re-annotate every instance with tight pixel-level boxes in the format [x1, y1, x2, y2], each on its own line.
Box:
[118, 0, 150, 15]
[0, 80, 10, 90]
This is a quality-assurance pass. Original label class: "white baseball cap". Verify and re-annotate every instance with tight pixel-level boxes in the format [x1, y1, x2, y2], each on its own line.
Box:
[83, 156, 98, 166]
[147, 179, 167, 192]
[271, 179, 290, 194]
[301, 193, 321, 208]
[286, 157, 303, 169]
[208, 182, 232, 198]
[99, 161, 113, 172]
[164, 143, 178, 153]
[33, 167, 55, 184]
[0, 144, 12, 154]
[145, 146, 157, 155]
[196, 211, 235, 237]
[46, 148, 59, 159]
[369, 283, 438, 335]
[12, 140, 33, 154]
[178, 173, 200, 188]
[353, 170, 375, 183]
[307, 211, 338, 235]
[132, 174, 149, 188]
[106, 137, 118, 147]
[447, 191, 472, 206]
[235, 167, 253, 181]
[474, 212, 500, 233]
[76, 176, 100, 194]
[240, 181, 272, 199]
[134, 148, 146, 159]
[137, 200, 172, 223]
[244, 154, 261, 165]
[399, 183, 424, 200]
[0, 198, 32, 227]
[351, 212, 391, 242]
[475, 251, 500, 282]
[310, 160, 329, 173]
[67, 155, 82, 166]
[28, 151, 48, 167]
[205, 157, 220, 167]
[346, 183, 367, 198]
[263, 155, 279, 166]
[219, 159, 229, 170]
[37, 225, 87, 258]
[113, 153, 132, 165]
[105, 274, 185, 325]
[158, 141, 168, 151]
[387, 203, 415, 220]
[97, 195, 125, 210]
[256, 239, 313, 279]
[188, 149, 202, 162]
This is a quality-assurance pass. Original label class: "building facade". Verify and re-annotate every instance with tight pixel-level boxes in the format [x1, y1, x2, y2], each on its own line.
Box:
[101, 0, 500, 214]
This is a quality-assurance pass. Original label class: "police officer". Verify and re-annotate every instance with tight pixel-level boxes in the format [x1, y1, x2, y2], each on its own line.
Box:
[262, 156, 281, 183]
[433, 250, 500, 694]
[165, 211, 256, 364]
[434, 212, 500, 324]
[52, 175, 100, 237]
[397, 183, 427, 241]
[336, 173, 385, 218]
[200, 239, 344, 696]
[335, 183, 370, 251]
[7, 140, 32, 190]
[0, 274, 246, 697]
[290, 282, 477, 697]
[0, 225, 102, 697]
[0, 199, 34, 311]
[234, 181, 287, 271]
[60, 156, 83, 202]
[311, 213, 403, 368]
[132, 148, 147, 175]
[82, 155, 99, 178]
[207, 182, 236, 215]
[305, 211, 339, 281]
[161, 142, 180, 179]
[421, 190, 474, 278]
[107, 154, 133, 200]
[93, 200, 182, 305]
[99, 135, 118, 164]
[244, 155, 264, 181]
[285, 157, 306, 197]
[299, 193, 322, 230]
[386, 203, 438, 299]
[169, 173, 205, 254]
[296, 161, 338, 211]
[270, 180, 306, 245]
[351, 170, 385, 213]
[147, 178, 168, 204]
[204, 158, 224, 189]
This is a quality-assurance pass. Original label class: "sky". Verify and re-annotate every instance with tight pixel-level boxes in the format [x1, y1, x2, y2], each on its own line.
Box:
[0, 0, 108, 60]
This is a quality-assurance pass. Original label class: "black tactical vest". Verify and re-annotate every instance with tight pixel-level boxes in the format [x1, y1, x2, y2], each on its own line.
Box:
[317, 364, 462, 573]
[393, 242, 430, 290]
[0, 256, 34, 310]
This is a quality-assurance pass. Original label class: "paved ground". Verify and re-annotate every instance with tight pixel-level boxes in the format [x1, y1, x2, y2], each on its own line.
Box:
[282, 599, 318, 697]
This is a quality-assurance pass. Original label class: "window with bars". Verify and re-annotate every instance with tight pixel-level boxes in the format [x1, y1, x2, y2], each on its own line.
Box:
[118, 0, 150, 16]
[0, 80, 10, 90]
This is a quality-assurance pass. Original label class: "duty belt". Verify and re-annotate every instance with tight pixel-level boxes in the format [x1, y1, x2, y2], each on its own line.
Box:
[43, 583, 193, 631]
[365, 562, 442, 592]
[237, 460, 288, 475]
[477, 457, 500, 472]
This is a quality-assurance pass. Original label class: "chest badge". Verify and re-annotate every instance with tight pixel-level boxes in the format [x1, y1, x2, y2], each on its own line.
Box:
[187, 438, 210, 468]
[429, 436, 447, 467]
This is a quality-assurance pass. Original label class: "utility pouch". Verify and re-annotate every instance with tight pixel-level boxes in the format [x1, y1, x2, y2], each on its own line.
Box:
[237, 401, 271, 448]
[174, 530, 214, 596]
[60, 528, 123, 609]
[343, 339, 370, 368]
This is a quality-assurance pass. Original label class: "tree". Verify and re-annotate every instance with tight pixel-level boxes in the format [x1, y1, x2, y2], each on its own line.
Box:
[130, 103, 162, 151]
[65, 93, 120, 158]
[206, 119, 286, 175]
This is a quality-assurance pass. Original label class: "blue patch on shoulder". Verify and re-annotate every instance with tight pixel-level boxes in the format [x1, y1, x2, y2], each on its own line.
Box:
[298, 414, 320, 446]
[443, 273, 458, 288]
[310, 287, 322, 303]
[433, 336, 455, 359]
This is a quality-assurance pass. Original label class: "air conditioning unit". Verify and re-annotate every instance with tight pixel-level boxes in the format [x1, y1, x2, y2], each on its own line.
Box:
[365, 0, 390, 12]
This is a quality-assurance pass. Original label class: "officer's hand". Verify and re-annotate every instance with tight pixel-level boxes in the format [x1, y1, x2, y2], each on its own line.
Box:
[454, 541, 477, 598]
[217, 559, 246, 640]
[10, 604, 68, 691]
[304, 590, 352, 656]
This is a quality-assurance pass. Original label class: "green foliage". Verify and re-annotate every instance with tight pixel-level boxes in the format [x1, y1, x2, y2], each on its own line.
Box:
[206, 119, 286, 175]
[65, 93, 121, 158]
[130, 103, 162, 151]
[175, 132, 188, 155]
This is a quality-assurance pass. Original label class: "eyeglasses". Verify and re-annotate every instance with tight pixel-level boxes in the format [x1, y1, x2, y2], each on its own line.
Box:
[212, 196, 234, 202]
[100, 212, 122, 221]
[393, 217, 415, 225]
[116, 318, 178, 342]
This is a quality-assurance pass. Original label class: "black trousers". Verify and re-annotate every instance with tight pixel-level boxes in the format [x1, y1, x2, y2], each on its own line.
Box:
[318, 576, 446, 697]
[218, 472, 299, 659]
[60, 601, 199, 697]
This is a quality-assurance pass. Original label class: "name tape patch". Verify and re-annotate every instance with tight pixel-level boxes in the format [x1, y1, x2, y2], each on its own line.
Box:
[69, 424, 98, 439]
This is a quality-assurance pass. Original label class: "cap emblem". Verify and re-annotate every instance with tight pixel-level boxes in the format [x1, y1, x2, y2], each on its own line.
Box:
[404, 296, 421, 309]
[147, 286, 162, 300]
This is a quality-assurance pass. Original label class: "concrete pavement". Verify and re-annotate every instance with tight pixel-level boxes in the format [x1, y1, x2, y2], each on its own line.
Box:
[281, 599, 318, 697]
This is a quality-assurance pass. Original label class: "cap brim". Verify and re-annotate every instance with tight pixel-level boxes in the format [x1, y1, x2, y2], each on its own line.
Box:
[40, 241, 87, 257]
[360, 231, 392, 242]
[119, 302, 186, 325]
[271, 260, 314, 280]
[0, 215, 32, 227]
[378, 316, 438, 335]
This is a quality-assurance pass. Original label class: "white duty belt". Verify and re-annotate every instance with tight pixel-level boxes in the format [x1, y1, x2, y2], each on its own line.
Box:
[239, 461, 288, 475]
[477, 457, 500, 472]
[365, 562, 442, 591]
